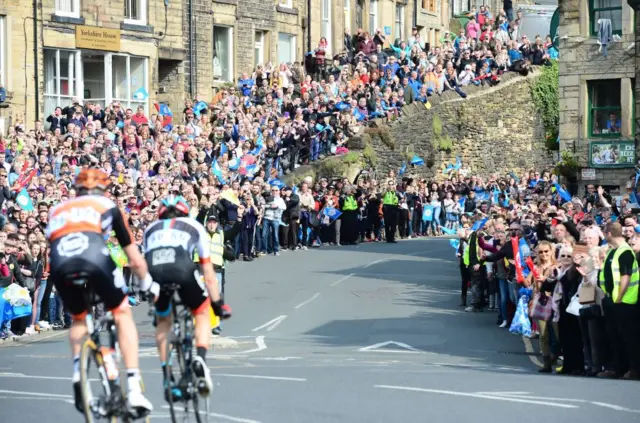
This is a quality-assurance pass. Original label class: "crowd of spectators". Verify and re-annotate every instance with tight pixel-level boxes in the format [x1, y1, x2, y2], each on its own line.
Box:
[448, 172, 640, 379]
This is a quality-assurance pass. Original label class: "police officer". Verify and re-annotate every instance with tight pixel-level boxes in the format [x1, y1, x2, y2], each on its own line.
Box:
[195, 206, 243, 334]
[598, 222, 639, 379]
[382, 180, 400, 243]
[340, 186, 359, 245]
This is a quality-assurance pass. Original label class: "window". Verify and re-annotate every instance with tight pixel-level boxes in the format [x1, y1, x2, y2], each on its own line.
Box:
[125, 0, 147, 24]
[254, 31, 265, 67]
[344, 0, 350, 31]
[369, 0, 378, 33]
[395, 5, 404, 40]
[0, 16, 6, 89]
[213, 26, 233, 82]
[55, 0, 80, 17]
[321, 0, 332, 53]
[589, 79, 622, 137]
[589, 0, 622, 35]
[278, 33, 296, 65]
[44, 49, 148, 118]
[422, 0, 436, 13]
[44, 49, 79, 116]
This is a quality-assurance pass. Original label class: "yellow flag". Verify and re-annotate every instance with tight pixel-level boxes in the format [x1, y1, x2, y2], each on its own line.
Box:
[220, 189, 240, 206]
[425, 102, 432, 110]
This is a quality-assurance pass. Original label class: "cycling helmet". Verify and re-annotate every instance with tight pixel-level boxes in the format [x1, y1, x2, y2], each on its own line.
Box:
[74, 169, 112, 194]
[158, 195, 190, 219]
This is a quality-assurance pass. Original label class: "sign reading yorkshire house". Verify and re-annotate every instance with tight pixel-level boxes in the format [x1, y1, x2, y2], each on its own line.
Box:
[589, 140, 636, 168]
[75, 25, 121, 52]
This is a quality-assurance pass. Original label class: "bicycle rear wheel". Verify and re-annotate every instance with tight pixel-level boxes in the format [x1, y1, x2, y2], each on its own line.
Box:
[191, 384, 209, 423]
[165, 339, 187, 423]
[79, 337, 117, 423]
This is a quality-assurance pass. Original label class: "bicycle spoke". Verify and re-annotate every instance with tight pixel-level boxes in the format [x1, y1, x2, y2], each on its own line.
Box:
[80, 336, 113, 423]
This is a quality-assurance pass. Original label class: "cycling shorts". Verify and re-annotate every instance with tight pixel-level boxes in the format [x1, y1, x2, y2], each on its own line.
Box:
[49, 232, 127, 319]
[147, 252, 209, 316]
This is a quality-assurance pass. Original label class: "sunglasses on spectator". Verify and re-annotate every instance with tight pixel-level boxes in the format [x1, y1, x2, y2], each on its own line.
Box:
[539, 249, 551, 254]
[559, 253, 572, 258]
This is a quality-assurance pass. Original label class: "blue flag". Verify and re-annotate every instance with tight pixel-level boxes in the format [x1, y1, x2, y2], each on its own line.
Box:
[399, 162, 407, 176]
[245, 163, 258, 177]
[158, 103, 173, 117]
[353, 108, 367, 121]
[15, 188, 34, 211]
[193, 101, 208, 116]
[212, 161, 227, 184]
[439, 225, 458, 236]
[411, 155, 425, 166]
[335, 102, 350, 111]
[553, 183, 572, 203]
[475, 190, 490, 201]
[458, 196, 466, 207]
[422, 205, 434, 221]
[323, 207, 342, 222]
[219, 143, 228, 155]
[228, 158, 240, 170]
[449, 239, 461, 250]
[133, 87, 149, 101]
[471, 218, 488, 231]
[269, 179, 286, 189]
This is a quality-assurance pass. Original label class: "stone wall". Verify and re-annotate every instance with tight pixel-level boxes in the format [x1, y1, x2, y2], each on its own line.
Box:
[364, 70, 556, 181]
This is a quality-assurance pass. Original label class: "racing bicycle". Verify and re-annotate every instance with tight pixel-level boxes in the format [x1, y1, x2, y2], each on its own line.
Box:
[72, 272, 150, 423]
[151, 284, 210, 423]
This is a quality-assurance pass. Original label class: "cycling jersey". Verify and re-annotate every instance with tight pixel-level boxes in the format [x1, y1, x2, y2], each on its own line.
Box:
[142, 217, 212, 315]
[45, 196, 132, 318]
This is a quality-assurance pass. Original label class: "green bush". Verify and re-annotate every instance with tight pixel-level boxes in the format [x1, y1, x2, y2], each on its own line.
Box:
[432, 114, 452, 152]
[362, 142, 378, 167]
[531, 61, 559, 150]
[364, 127, 395, 150]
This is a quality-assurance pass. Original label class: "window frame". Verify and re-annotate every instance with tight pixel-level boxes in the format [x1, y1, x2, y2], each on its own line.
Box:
[395, 4, 404, 41]
[213, 25, 234, 83]
[321, 0, 332, 54]
[369, 0, 378, 33]
[344, 0, 350, 31]
[0, 16, 6, 89]
[124, 0, 147, 25]
[54, 0, 81, 18]
[254, 31, 265, 67]
[588, 79, 623, 138]
[279, 0, 293, 8]
[588, 0, 622, 36]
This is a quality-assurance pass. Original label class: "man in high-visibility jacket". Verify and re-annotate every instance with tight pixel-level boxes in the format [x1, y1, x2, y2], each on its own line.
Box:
[340, 186, 359, 245]
[598, 222, 639, 380]
[194, 207, 243, 334]
[382, 180, 400, 243]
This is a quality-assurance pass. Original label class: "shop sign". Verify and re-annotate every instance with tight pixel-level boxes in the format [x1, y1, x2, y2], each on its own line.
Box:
[75, 26, 121, 52]
[581, 168, 596, 180]
[589, 140, 636, 168]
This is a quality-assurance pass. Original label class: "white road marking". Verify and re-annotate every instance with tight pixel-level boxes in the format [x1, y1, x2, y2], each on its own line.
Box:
[591, 402, 640, 413]
[162, 405, 261, 422]
[475, 391, 531, 396]
[216, 373, 307, 382]
[0, 389, 73, 399]
[294, 293, 320, 309]
[0, 372, 99, 382]
[521, 335, 544, 367]
[358, 341, 421, 353]
[374, 385, 578, 409]
[257, 357, 302, 361]
[242, 336, 267, 354]
[330, 273, 354, 286]
[251, 315, 287, 332]
[364, 259, 388, 268]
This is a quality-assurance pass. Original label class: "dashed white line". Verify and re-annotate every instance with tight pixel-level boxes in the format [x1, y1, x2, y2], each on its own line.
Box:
[364, 259, 388, 268]
[294, 293, 320, 309]
[162, 405, 261, 422]
[330, 273, 354, 286]
[216, 373, 307, 382]
[0, 389, 73, 399]
[251, 315, 287, 332]
[374, 385, 579, 409]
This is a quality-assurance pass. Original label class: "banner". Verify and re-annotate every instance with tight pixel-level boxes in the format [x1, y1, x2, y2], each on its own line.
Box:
[589, 140, 635, 168]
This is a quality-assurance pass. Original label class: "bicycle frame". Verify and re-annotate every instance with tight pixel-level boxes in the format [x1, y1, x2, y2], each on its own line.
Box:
[168, 291, 198, 400]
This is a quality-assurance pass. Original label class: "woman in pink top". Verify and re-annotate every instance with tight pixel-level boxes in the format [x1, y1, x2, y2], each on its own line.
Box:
[466, 16, 481, 40]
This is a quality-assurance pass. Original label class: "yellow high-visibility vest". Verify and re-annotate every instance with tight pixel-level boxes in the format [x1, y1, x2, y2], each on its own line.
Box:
[598, 244, 639, 305]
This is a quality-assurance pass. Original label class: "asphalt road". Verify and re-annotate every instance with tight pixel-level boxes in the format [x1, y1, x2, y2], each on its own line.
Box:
[1, 238, 639, 423]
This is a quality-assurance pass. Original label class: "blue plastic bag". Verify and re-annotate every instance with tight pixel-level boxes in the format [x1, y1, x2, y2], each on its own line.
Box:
[509, 288, 532, 337]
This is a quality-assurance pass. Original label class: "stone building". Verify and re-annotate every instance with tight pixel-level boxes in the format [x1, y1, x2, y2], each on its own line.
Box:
[557, 0, 636, 194]
[0, 0, 188, 128]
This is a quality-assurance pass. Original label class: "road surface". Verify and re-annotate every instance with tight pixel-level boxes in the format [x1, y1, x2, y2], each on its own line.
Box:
[0, 238, 638, 422]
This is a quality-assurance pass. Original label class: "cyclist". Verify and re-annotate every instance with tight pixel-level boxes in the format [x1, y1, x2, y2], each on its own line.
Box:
[143, 195, 231, 398]
[45, 169, 154, 416]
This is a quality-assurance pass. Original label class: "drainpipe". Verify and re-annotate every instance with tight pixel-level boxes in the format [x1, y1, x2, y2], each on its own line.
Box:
[33, 0, 40, 121]
[413, 0, 417, 29]
[188, 0, 195, 98]
[307, 0, 311, 53]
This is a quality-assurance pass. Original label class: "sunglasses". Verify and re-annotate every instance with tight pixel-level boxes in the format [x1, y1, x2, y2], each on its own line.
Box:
[559, 254, 572, 258]
[539, 250, 551, 254]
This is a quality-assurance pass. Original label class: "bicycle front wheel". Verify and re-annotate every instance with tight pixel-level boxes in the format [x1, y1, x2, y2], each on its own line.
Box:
[79, 337, 117, 423]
